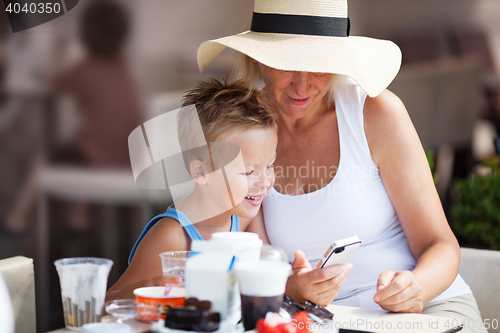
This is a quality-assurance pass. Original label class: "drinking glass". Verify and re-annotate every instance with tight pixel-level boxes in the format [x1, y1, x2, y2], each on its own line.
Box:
[54, 257, 113, 330]
[105, 299, 137, 323]
[159, 251, 190, 287]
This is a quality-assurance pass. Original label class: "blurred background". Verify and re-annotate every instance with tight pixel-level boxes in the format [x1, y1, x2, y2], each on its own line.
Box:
[0, 0, 499, 331]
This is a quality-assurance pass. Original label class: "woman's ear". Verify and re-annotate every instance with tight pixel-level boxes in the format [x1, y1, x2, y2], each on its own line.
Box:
[189, 159, 207, 185]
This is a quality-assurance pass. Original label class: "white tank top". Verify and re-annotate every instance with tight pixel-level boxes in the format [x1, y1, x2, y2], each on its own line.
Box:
[263, 77, 471, 308]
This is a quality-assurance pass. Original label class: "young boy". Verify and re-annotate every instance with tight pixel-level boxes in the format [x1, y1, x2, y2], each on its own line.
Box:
[107, 79, 277, 300]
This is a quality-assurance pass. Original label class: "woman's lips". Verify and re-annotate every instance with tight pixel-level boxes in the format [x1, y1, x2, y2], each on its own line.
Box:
[244, 194, 264, 206]
[288, 96, 310, 106]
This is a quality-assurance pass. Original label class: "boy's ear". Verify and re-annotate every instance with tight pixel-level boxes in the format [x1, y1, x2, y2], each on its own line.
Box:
[189, 159, 207, 185]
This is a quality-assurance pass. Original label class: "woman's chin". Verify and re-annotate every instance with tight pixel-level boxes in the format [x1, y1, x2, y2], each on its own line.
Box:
[280, 105, 312, 119]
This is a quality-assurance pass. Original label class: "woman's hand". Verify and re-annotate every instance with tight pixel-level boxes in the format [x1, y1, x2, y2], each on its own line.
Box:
[373, 270, 424, 313]
[285, 250, 352, 306]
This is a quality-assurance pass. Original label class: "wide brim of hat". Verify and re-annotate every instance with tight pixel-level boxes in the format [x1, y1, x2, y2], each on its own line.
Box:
[197, 31, 402, 97]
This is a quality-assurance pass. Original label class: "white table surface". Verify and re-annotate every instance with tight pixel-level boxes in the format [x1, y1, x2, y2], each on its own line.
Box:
[46, 305, 462, 333]
[39, 166, 170, 204]
[325, 304, 461, 332]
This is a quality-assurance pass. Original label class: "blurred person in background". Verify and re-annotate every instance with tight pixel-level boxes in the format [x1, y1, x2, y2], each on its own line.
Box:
[51, 0, 142, 232]
[3, 0, 142, 234]
[53, 0, 141, 170]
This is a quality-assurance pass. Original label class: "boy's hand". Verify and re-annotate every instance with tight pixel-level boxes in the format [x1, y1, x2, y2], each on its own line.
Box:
[149, 275, 182, 287]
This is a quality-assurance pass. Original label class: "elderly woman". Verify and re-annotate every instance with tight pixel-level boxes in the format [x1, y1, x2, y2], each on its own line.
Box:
[197, 0, 486, 332]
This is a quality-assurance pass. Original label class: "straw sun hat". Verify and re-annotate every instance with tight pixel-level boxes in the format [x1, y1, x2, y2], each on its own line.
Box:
[197, 0, 402, 97]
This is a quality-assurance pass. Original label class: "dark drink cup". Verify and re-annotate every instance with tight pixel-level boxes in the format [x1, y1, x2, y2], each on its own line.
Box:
[234, 261, 291, 330]
[240, 294, 284, 330]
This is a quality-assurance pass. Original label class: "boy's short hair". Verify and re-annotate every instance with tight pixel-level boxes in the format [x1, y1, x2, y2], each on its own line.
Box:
[178, 78, 276, 172]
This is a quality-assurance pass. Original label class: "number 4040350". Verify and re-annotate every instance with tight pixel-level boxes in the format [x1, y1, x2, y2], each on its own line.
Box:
[5, 2, 61, 14]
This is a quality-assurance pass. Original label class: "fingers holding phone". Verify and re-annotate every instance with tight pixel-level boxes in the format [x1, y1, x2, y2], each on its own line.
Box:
[285, 236, 360, 305]
[315, 236, 361, 269]
[312, 263, 353, 306]
[286, 251, 352, 305]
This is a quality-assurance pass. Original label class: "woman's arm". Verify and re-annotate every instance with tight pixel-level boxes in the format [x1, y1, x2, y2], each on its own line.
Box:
[364, 90, 460, 313]
[106, 218, 189, 301]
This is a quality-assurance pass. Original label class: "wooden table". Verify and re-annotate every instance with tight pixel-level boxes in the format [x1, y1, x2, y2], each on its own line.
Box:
[46, 305, 462, 333]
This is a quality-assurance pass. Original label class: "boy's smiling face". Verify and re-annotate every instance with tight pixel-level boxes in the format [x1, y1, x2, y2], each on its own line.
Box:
[221, 127, 277, 219]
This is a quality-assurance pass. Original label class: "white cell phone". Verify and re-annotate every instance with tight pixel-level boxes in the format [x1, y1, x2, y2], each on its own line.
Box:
[315, 236, 361, 269]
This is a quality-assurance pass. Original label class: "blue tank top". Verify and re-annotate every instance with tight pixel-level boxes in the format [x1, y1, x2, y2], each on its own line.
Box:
[128, 205, 240, 263]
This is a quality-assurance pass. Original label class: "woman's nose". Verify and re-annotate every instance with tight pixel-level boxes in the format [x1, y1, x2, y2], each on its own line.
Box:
[292, 72, 311, 96]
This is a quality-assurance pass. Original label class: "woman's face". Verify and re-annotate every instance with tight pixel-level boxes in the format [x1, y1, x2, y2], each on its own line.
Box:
[258, 63, 334, 120]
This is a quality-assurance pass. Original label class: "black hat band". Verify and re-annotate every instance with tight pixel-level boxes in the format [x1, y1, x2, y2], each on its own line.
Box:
[251, 12, 350, 37]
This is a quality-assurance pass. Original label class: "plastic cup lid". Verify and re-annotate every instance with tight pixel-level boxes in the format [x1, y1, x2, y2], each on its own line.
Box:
[234, 261, 291, 296]
[133, 286, 186, 298]
[211, 232, 263, 249]
[81, 323, 134, 333]
[211, 231, 259, 240]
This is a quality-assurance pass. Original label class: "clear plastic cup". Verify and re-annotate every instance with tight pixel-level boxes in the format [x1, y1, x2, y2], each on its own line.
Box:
[159, 251, 190, 287]
[260, 244, 289, 262]
[54, 257, 113, 330]
[104, 299, 138, 323]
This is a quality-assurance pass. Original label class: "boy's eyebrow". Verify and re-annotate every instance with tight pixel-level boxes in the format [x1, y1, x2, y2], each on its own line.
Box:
[244, 153, 278, 167]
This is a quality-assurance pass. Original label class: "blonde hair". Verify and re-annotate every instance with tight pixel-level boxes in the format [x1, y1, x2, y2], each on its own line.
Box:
[178, 78, 277, 171]
[232, 53, 341, 106]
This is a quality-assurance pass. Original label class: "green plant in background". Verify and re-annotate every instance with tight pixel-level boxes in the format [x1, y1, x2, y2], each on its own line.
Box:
[425, 150, 438, 184]
[452, 156, 500, 250]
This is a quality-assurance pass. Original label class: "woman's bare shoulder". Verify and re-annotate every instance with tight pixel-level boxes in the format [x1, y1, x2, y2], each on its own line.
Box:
[363, 89, 417, 166]
[364, 89, 407, 121]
